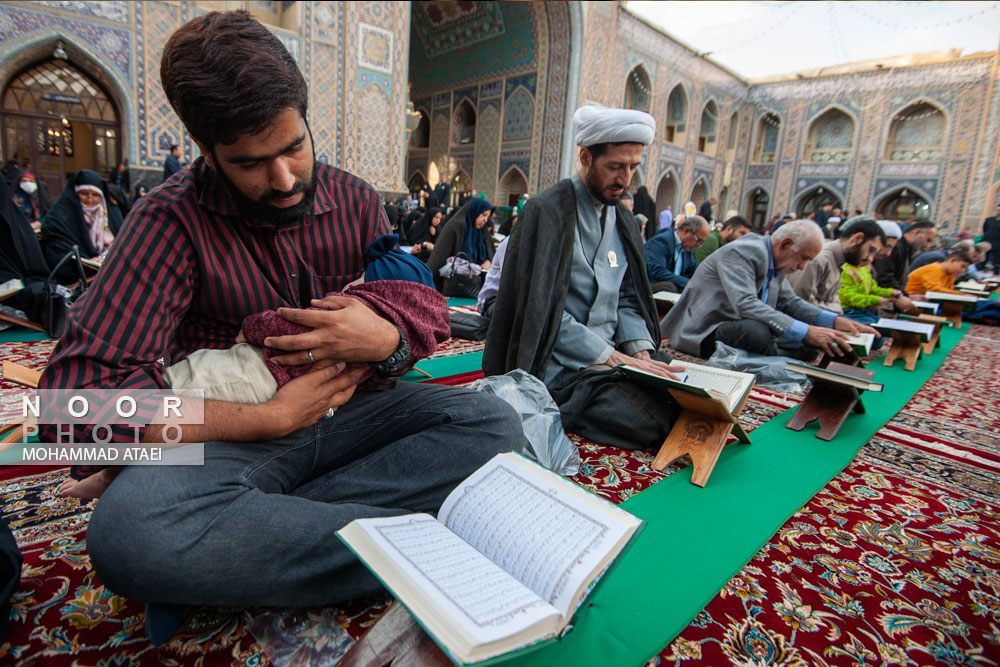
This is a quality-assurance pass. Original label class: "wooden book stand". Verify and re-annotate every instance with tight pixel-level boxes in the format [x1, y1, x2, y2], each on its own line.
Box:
[904, 314, 948, 355]
[936, 301, 964, 328]
[650, 385, 753, 487]
[2, 361, 42, 388]
[786, 362, 875, 441]
[337, 601, 450, 667]
[0, 310, 45, 334]
[881, 330, 924, 371]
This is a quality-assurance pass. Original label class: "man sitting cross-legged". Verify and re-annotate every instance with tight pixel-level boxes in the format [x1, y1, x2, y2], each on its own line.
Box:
[660, 220, 878, 360]
[485, 105, 686, 453]
[38, 10, 525, 641]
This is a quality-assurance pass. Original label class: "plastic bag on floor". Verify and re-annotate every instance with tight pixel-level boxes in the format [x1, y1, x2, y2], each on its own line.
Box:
[704, 341, 806, 393]
[470, 369, 580, 476]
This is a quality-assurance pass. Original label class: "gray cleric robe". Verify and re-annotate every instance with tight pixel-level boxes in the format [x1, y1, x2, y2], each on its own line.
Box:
[544, 174, 656, 384]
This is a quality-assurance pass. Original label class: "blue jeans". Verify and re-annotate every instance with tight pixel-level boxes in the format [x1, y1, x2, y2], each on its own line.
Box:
[86, 382, 524, 607]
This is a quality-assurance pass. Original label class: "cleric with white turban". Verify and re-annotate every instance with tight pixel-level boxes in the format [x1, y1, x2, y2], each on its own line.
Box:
[483, 105, 681, 454]
[573, 105, 656, 147]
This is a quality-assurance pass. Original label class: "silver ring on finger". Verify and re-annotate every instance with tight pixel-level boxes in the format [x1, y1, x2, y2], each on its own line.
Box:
[307, 349, 315, 362]
[326, 408, 336, 418]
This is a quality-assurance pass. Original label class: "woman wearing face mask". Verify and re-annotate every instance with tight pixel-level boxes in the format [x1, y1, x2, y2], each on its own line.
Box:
[11, 172, 45, 231]
[428, 197, 496, 296]
[40, 169, 124, 283]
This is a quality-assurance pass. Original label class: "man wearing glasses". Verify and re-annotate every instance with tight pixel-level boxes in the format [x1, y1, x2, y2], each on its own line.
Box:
[644, 215, 710, 293]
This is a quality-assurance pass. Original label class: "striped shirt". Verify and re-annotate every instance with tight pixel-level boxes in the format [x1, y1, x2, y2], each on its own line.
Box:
[39, 157, 388, 442]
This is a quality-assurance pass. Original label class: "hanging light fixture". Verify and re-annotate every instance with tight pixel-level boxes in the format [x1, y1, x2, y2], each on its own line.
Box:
[53, 40, 68, 60]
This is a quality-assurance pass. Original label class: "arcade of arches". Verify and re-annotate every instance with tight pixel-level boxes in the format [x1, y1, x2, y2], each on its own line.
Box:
[0, 1, 996, 231]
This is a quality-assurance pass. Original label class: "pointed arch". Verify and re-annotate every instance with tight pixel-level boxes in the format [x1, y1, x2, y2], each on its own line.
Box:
[409, 107, 430, 148]
[451, 98, 476, 146]
[624, 64, 651, 112]
[655, 169, 678, 219]
[407, 170, 427, 193]
[745, 187, 770, 230]
[698, 99, 719, 156]
[753, 111, 781, 163]
[794, 183, 845, 218]
[803, 106, 855, 163]
[875, 184, 933, 221]
[0, 32, 135, 167]
[664, 84, 688, 145]
[502, 87, 534, 141]
[690, 178, 708, 208]
[499, 166, 528, 207]
[884, 99, 946, 161]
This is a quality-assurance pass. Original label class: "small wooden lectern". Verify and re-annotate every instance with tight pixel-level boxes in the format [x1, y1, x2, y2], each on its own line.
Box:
[881, 330, 923, 371]
[337, 602, 449, 667]
[2, 361, 42, 388]
[786, 362, 875, 441]
[936, 302, 964, 328]
[650, 385, 753, 487]
[903, 313, 949, 355]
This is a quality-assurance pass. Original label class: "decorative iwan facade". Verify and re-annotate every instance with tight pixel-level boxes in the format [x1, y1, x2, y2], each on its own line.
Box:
[2, 1, 998, 232]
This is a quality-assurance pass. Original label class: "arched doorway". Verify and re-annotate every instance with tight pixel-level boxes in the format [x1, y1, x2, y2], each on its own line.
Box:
[746, 188, 769, 230]
[2, 59, 121, 195]
[407, 171, 426, 195]
[451, 99, 476, 146]
[796, 186, 843, 218]
[876, 187, 931, 221]
[499, 167, 528, 207]
[655, 172, 676, 218]
[450, 169, 472, 207]
[624, 65, 651, 112]
[690, 179, 708, 208]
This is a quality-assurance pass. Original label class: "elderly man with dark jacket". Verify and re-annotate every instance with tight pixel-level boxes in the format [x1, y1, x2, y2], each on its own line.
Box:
[644, 215, 709, 292]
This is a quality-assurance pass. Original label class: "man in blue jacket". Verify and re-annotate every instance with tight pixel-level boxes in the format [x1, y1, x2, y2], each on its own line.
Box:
[644, 214, 709, 292]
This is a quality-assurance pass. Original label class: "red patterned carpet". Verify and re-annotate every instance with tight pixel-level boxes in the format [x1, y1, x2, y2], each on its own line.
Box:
[0, 327, 997, 665]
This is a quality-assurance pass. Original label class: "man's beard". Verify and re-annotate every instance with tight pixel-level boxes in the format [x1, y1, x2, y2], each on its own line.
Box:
[214, 152, 319, 227]
[843, 243, 865, 267]
[583, 170, 621, 206]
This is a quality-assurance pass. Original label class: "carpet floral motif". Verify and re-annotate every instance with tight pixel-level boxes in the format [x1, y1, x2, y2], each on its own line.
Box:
[0, 325, 996, 665]
[655, 324, 1000, 665]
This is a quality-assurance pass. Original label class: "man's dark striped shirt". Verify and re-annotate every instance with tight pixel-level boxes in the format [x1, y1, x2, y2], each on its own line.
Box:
[39, 158, 389, 442]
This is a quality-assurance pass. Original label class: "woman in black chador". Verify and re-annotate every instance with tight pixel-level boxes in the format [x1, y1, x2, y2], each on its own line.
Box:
[40, 169, 124, 282]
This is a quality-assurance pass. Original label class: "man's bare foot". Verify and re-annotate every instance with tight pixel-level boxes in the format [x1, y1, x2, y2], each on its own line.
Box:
[58, 468, 119, 500]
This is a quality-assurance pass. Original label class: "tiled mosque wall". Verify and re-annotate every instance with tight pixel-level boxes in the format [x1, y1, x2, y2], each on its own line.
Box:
[3, 1, 997, 228]
[0, 0, 412, 194]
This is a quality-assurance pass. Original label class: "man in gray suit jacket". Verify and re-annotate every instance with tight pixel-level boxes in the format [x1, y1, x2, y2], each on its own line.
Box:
[661, 220, 877, 359]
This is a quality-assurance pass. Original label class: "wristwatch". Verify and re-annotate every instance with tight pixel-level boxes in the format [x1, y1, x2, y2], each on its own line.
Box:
[374, 324, 411, 377]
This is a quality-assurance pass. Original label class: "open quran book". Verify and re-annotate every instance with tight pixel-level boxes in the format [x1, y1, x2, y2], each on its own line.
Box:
[925, 291, 978, 312]
[874, 317, 936, 343]
[337, 452, 643, 665]
[910, 300, 940, 315]
[620, 360, 754, 413]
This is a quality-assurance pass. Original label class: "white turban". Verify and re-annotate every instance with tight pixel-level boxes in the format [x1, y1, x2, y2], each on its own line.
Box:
[574, 105, 656, 147]
[877, 220, 902, 239]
